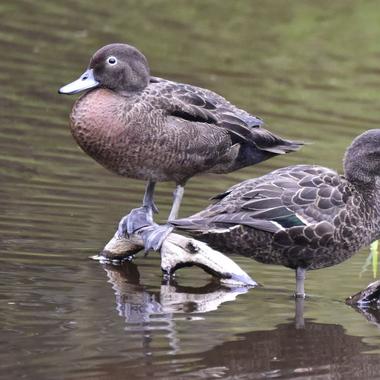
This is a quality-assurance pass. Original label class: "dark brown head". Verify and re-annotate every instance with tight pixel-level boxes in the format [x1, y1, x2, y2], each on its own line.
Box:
[59, 43, 150, 95]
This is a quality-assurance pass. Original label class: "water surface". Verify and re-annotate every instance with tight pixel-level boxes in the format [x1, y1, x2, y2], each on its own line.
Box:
[1, 1, 380, 379]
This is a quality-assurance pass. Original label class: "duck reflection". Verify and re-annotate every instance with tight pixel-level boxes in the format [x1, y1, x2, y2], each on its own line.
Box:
[100, 263, 380, 379]
[91, 292, 380, 380]
[102, 262, 250, 323]
[102, 262, 251, 355]
[182, 319, 380, 379]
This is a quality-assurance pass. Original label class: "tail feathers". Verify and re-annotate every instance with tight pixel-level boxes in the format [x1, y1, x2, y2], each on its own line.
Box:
[263, 140, 304, 154]
[250, 128, 304, 154]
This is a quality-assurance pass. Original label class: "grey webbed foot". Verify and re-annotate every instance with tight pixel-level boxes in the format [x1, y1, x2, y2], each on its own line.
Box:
[141, 224, 174, 252]
[117, 206, 156, 238]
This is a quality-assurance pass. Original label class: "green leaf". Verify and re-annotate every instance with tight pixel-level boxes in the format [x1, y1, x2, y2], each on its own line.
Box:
[370, 240, 379, 278]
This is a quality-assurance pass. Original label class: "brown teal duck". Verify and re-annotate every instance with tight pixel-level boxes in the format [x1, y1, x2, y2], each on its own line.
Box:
[171, 130, 380, 297]
[58, 43, 302, 250]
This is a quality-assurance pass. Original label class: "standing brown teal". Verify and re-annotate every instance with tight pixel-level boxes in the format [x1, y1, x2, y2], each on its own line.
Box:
[59, 43, 302, 250]
[171, 130, 380, 297]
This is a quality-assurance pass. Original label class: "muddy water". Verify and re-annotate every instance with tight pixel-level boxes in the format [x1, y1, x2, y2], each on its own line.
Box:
[1, 1, 380, 379]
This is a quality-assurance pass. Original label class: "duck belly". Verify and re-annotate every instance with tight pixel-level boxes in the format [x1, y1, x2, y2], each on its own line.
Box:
[70, 117, 191, 182]
[195, 224, 369, 271]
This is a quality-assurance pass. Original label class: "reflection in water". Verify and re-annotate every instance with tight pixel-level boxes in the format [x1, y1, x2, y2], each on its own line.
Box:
[295, 297, 305, 329]
[88, 270, 380, 380]
[350, 305, 380, 330]
[101, 264, 380, 379]
[103, 262, 249, 323]
[102, 262, 249, 357]
[183, 320, 380, 380]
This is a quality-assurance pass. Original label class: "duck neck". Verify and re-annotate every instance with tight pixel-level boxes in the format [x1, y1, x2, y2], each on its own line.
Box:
[344, 161, 376, 189]
[344, 143, 378, 189]
[344, 148, 380, 220]
[352, 177, 380, 227]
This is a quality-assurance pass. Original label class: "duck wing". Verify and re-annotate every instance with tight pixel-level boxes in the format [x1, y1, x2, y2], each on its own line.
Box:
[173, 165, 351, 234]
[148, 80, 302, 153]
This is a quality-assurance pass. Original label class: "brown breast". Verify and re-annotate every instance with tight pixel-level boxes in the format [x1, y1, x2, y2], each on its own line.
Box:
[70, 89, 172, 179]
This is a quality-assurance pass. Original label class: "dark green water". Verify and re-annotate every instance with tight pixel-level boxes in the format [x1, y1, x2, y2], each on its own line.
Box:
[1, 1, 380, 379]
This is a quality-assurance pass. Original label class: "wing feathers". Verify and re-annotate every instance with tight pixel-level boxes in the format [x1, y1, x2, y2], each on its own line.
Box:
[153, 80, 303, 153]
[173, 165, 348, 236]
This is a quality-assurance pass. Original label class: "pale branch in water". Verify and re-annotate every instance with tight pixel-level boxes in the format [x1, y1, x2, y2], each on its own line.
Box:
[96, 228, 257, 287]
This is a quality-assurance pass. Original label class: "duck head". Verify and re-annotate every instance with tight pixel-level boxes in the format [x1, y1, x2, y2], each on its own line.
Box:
[344, 129, 380, 186]
[59, 43, 150, 95]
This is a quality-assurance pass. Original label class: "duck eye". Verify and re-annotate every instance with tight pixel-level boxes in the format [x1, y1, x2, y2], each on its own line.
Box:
[107, 56, 117, 65]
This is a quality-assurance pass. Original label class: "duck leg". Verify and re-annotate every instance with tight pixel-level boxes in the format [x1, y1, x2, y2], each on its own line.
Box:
[295, 267, 306, 298]
[142, 184, 185, 252]
[117, 180, 159, 237]
[168, 185, 184, 220]
[142, 180, 159, 214]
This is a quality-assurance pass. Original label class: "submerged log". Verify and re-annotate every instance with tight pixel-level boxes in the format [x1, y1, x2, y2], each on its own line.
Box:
[97, 228, 257, 287]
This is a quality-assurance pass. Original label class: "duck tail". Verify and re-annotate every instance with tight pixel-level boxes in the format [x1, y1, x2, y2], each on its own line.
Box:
[250, 127, 304, 154]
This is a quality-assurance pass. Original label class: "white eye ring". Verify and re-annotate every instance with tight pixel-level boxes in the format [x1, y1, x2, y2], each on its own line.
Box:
[107, 56, 117, 65]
